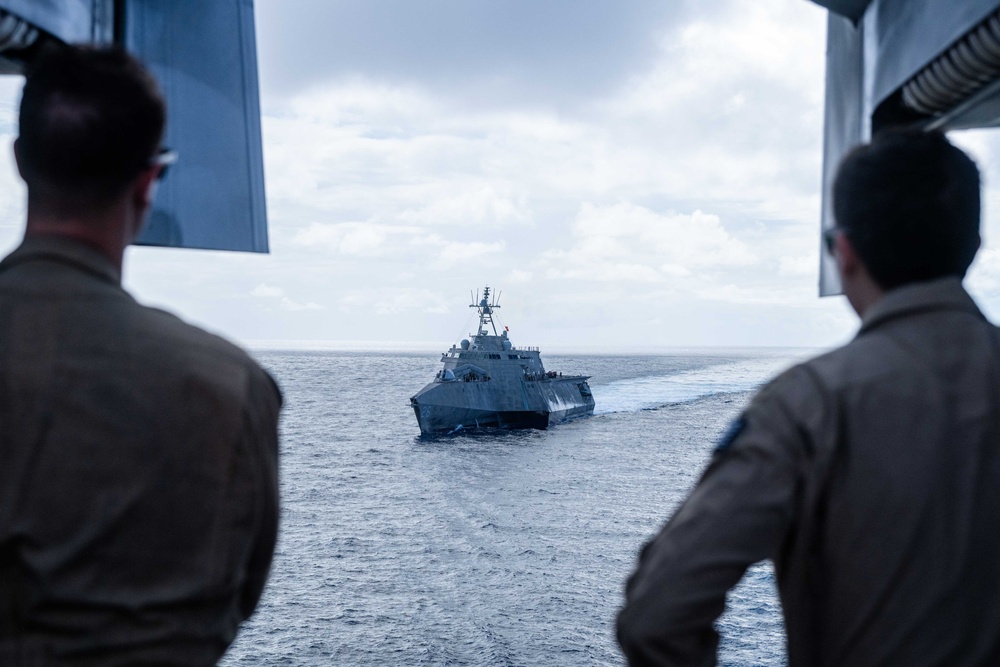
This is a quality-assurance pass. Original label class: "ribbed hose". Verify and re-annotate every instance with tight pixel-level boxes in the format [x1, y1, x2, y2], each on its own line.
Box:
[902, 10, 1000, 115]
[0, 10, 37, 53]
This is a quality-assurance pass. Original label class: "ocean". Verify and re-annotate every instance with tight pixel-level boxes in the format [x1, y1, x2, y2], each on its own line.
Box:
[220, 347, 815, 666]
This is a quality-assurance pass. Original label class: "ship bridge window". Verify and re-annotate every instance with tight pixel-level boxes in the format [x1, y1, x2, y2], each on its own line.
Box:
[489, 353, 501, 360]
[508, 354, 517, 359]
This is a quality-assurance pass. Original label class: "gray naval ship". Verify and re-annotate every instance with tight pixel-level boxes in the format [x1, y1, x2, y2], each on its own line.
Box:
[411, 286, 595, 435]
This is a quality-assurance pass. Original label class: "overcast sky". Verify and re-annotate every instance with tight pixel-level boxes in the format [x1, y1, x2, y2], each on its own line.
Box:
[3, 1, 1000, 351]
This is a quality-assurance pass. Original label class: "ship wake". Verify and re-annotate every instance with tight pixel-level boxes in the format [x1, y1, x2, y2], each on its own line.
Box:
[595, 355, 805, 414]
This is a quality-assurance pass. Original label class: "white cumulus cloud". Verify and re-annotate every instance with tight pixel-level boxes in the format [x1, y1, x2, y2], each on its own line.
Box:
[250, 282, 324, 312]
[545, 202, 755, 284]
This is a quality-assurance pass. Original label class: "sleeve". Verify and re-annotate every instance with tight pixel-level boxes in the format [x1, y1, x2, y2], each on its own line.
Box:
[616, 377, 807, 666]
[238, 367, 283, 619]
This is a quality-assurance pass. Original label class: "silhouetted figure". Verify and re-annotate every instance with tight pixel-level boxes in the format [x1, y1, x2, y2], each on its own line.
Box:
[0, 46, 281, 665]
[618, 131, 1000, 666]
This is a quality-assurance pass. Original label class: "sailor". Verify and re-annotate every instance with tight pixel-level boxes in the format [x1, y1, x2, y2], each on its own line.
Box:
[617, 131, 1000, 665]
[0, 46, 281, 663]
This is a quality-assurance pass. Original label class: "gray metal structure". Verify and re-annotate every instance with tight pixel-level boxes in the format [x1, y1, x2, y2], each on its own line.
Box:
[410, 286, 595, 435]
[0, 0, 268, 253]
[813, 0, 1000, 294]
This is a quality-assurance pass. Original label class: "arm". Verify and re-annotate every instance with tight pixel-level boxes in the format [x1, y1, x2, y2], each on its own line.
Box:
[617, 382, 805, 666]
[238, 368, 282, 619]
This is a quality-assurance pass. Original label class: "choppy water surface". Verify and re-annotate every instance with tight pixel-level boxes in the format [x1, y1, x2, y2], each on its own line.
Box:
[222, 348, 812, 665]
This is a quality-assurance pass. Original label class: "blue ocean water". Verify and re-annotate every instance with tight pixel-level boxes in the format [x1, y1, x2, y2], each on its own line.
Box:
[221, 348, 813, 666]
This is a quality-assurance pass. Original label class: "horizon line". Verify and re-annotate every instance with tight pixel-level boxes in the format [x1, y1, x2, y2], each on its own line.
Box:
[241, 339, 828, 355]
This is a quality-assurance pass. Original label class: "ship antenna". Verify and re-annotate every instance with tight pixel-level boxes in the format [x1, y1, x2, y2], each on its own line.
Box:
[470, 284, 501, 337]
[490, 288, 500, 335]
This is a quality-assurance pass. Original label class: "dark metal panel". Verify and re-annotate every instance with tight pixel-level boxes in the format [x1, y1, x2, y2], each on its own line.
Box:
[125, 0, 269, 253]
[808, 0, 873, 22]
[870, 0, 1000, 108]
[819, 14, 866, 296]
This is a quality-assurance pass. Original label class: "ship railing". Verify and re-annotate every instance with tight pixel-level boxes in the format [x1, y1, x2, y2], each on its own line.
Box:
[453, 374, 490, 382]
[522, 370, 565, 381]
[435, 370, 491, 382]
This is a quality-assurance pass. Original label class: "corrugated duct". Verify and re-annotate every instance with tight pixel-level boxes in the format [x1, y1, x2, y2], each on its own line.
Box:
[0, 9, 37, 53]
[902, 10, 1000, 115]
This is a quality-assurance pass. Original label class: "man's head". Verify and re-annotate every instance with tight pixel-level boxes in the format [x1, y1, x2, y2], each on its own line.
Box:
[832, 130, 981, 291]
[16, 45, 166, 216]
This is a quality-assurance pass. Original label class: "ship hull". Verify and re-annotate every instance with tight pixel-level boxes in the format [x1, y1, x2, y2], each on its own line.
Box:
[411, 376, 594, 435]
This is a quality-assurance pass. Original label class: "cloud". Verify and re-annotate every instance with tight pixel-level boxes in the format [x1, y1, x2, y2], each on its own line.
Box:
[438, 239, 505, 266]
[695, 282, 817, 306]
[255, 0, 685, 108]
[245, 0, 837, 345]
[968, 247, 1000, 293]
[250, 283, 325, 312]
[109, 0, 867, 348]
[251, 283, 285, 298]
[592, 0, 826, 218]
[544, 202, 755, 284]
[943, 129, 1000, 319]
[396, 184, 532, 227]
[0, 77, 25, 237]
[339, 288, 451, 315]
[281, 299, 325, 312]
[289, 222, 422, 257]
[507, 269, 533, 283]
[778, 253, 819, 277]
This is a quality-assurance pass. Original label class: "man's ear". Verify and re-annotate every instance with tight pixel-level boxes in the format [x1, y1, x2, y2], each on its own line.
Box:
[835, 232, 860, 278]
[132, 166, 159, 210]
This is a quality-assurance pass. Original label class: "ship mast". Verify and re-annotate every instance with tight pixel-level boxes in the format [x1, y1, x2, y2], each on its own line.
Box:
[471, 285, 501, 336]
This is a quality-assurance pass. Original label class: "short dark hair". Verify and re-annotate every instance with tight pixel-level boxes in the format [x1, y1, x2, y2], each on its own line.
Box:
[832, 130, 981, 290]
[18, 45, 166, 208]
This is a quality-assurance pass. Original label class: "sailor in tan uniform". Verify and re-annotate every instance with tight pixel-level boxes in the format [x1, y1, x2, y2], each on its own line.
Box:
[617, 131, 1000, 666]
[0, 47, 281, 665]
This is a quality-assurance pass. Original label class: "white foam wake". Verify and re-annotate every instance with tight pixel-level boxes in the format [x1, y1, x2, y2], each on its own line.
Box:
[595, 354, 809, 414]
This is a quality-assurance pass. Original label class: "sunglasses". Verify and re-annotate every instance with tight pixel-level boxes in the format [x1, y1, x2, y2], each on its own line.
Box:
[151, 147, 178, 181]
[823, 227, 841, 255]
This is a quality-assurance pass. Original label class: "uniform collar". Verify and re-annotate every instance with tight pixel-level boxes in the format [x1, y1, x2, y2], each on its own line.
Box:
[859, 276, 984, 334]
[0, 235, 121, 285]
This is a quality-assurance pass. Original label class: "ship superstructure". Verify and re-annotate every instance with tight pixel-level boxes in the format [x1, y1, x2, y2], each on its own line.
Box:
[410, 286, 595, 434]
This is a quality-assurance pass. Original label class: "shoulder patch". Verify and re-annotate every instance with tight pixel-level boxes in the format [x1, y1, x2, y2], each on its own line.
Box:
[714, 416, 747, 455]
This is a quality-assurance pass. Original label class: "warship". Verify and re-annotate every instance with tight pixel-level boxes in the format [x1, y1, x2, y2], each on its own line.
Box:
[410, 286, 595, 435]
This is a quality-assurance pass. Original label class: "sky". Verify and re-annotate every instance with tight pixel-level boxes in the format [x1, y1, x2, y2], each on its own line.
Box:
[3, 0, 1000, 351]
